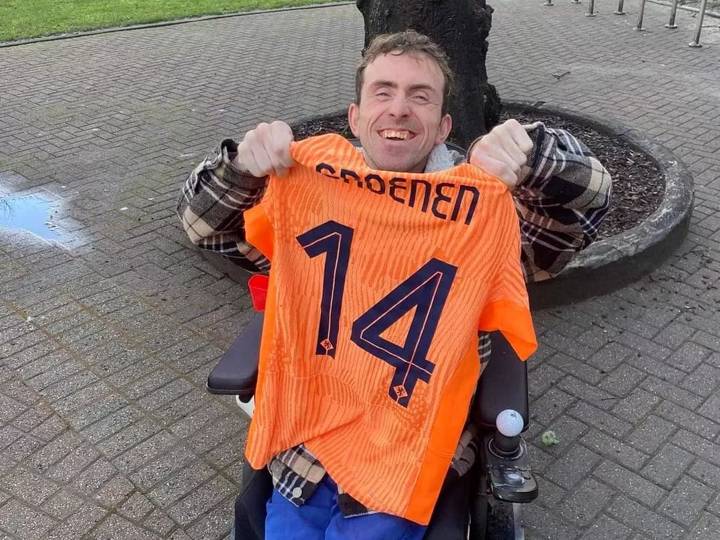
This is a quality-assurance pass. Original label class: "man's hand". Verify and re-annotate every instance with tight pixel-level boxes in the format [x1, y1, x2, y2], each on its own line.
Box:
[235, 121, 295, 177]
[468, 119, 535, 189]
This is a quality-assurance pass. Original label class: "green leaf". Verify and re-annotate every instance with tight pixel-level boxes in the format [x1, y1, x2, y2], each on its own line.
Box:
[541, 430, 560, 446]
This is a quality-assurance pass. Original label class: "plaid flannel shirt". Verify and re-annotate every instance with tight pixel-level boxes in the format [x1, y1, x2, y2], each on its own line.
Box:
[177, 123, 611, 514]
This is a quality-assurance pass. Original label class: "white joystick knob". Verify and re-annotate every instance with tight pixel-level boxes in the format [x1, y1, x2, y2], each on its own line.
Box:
[496, 409, 524, 437]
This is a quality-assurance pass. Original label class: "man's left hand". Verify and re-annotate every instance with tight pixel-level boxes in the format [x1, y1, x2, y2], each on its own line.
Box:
[468, 119, 534, 189]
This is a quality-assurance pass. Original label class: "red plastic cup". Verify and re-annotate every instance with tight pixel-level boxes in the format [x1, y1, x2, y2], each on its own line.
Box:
[248, 274, 269, 312]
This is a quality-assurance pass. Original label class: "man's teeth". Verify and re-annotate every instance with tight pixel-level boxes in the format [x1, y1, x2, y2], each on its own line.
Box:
[382, 130, 409, 140]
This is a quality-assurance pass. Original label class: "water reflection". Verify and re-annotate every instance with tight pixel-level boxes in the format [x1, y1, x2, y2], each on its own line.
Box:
[0, 195, 61, 241]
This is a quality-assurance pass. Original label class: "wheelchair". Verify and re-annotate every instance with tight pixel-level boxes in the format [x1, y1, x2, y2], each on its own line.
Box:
[207, 307, 539, 539]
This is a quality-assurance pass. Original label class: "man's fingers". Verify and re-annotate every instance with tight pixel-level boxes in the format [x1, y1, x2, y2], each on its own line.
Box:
[483, 145, 520, 177]
[235, 120, 295, 177]
[485, 119, 533, 161]
[472, 155, 518, 188]
[490, 120, 530, 166]
[236, 143, 263, 177]
[249, 142, 275, 178]
[505, 119, 534, 156]
[474, 120, 530, 164]
[267, 121, 295, 175]
[269, 144, 294, 177]
[270, 138, 295, 171]
[469, 119, 534, 187]
[470, 135, 522, 178]
[496, 135, 528, 169]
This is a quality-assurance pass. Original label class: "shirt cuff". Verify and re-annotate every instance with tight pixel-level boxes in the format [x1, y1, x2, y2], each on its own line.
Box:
[219, 138, 269, 190]
[516, 122, 547, 190]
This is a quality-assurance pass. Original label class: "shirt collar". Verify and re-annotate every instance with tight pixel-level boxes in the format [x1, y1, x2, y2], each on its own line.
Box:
[424, 143, 456, 173]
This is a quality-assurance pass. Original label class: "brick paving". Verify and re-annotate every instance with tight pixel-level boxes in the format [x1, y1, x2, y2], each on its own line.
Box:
[0, 2, 718, 538]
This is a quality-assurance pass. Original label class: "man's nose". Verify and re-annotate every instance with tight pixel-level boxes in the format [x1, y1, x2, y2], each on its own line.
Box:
[387, 95, 410, 117]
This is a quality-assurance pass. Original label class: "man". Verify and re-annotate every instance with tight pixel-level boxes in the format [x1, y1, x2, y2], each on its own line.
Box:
[178, 31, 611, 539]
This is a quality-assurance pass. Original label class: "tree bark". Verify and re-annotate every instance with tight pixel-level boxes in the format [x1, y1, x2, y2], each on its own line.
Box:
[356, 0, 501, 148]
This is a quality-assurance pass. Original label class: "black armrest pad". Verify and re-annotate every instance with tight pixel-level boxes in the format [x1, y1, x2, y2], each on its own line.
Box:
[206, 312, 264, 397]
[473, 331, 530, 430]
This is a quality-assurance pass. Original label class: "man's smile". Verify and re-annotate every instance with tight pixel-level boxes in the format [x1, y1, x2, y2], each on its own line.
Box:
[379, 129, 416, 141]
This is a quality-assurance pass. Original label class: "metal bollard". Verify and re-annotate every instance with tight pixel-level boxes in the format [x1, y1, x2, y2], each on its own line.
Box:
[665, 0, 679, 28]
[586, 0, 596, 16]
[689, 0, 709, 47]
[615, 0, 626, 15]
[635, 0, 647, 31]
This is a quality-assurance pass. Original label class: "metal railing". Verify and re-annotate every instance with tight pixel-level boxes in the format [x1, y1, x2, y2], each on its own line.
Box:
[543, 0, 715, 47]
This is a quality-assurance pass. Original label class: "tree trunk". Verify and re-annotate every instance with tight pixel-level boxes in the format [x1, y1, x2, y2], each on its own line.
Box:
[356, 0, 501, 148]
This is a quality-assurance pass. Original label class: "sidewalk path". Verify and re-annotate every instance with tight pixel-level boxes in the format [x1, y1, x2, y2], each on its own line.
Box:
[1, 2, 718, 538]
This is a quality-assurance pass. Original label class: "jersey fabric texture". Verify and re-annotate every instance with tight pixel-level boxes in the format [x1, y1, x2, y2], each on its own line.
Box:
[243, 133, 537, 525]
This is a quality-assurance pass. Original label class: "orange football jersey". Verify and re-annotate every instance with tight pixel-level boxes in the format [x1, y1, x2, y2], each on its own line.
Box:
[244, 134, 536, 524]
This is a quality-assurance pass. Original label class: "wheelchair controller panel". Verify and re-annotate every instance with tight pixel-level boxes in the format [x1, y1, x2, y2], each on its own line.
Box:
[484, 409, 538, 504]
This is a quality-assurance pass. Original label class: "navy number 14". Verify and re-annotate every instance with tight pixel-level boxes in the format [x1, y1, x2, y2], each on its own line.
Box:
[297, 220, 456, 407]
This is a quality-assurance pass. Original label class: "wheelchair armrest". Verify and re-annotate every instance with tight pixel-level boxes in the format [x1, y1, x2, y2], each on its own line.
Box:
[474, 331, 530, 430]
[206, 312, 264, 402]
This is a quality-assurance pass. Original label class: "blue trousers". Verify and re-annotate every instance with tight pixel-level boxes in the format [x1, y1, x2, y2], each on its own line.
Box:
[265, 476, 427, 540]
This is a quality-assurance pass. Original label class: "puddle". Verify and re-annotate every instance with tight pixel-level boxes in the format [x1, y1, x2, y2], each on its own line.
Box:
[0, 195, 61, 241]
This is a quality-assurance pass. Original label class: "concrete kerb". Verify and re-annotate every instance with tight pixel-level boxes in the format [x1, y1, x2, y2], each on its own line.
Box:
[0, 1, 354, 49]
[514, 102, 695, 309]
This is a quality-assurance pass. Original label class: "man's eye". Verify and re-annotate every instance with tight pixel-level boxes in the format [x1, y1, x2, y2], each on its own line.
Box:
[376, 91, 390, 98]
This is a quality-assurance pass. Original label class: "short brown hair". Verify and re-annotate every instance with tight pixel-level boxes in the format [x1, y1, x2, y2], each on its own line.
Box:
[355, 30, 454, 115]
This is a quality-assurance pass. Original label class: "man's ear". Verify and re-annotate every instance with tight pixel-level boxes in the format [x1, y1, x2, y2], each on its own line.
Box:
[348, 103, 360, 138]
[435, 114, 453, 145]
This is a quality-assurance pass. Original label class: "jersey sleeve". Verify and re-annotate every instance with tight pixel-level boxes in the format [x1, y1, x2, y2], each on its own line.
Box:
[476, 203, 538, 360]
[244, 178, 275, 261]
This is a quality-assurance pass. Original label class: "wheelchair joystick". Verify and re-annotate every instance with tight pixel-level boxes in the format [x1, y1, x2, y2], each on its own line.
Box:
[482, 409, 538, 503]
[490, 409, 524, 458]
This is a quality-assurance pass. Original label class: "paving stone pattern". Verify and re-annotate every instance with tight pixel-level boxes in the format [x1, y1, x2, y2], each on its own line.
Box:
[0, 2, 718, 538]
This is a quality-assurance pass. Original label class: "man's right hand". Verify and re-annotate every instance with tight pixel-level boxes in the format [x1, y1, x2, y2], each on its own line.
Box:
[234, 121, 295, 177]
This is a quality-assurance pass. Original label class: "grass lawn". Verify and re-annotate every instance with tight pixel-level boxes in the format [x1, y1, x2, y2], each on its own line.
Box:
[0, 0, 342, 42]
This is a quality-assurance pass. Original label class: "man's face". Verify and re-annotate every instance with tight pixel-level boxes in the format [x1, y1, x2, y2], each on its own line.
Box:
[348, 52, 452, 173]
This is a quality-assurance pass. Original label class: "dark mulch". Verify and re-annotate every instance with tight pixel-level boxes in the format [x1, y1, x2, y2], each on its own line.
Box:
[293, 114, 354, 139]
[292, 109, 665, 240]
